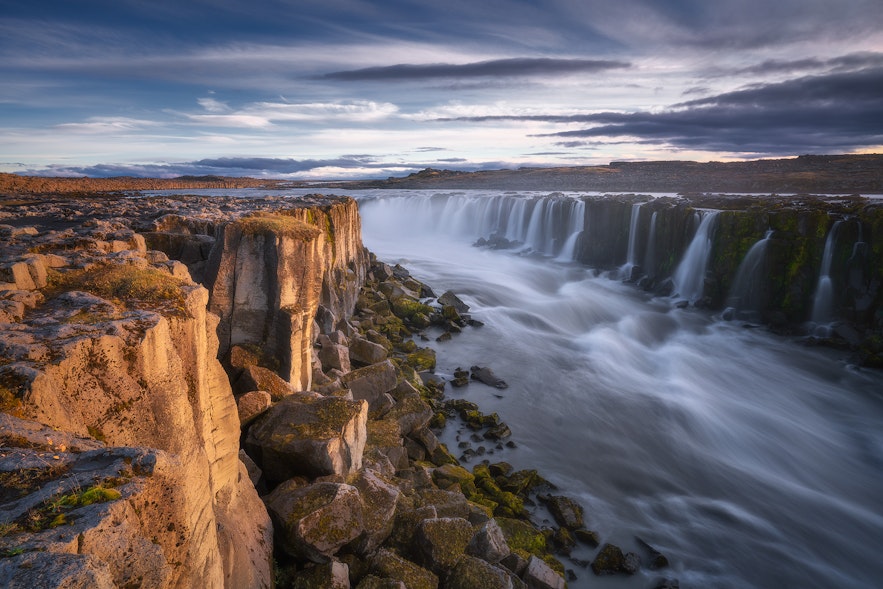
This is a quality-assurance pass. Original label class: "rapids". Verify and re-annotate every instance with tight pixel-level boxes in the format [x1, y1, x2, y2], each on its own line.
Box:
[354, 190, 883, 589]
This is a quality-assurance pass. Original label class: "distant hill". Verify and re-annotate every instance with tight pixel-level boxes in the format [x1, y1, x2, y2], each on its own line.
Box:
[3, 154, 882, 195]
[0, 173, 283, 195]
[337, 154, 883, 193]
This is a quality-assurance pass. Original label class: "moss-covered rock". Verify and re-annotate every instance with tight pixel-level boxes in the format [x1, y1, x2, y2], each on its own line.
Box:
[370, 548, 439, 589]
[414, 517, 474, 574]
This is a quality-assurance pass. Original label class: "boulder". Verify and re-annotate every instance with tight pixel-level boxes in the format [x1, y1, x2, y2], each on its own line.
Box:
[235, 364, 297, 400]
[265, 480, 365, 563]
[291, 560, 350, 589]
[523, 556, 566, 589]
[370, 549, 438, 589]
[438, 290, 469, 313]
[467, 519, 511, 564]
[342, 360, 398, 408]
[246, 394, 368, 480]
[574, 529, 600, 548]
[446, 556, 516, 589]
[417, 488, 471, 519]
[414, 517, 474, 574]
[236, 390, 272, 426]
[349, 337, 389, 365]
[229, 344, 261, 372]
[470, 366, 508, 389]
[637, 537, 670, 569]
[351, 469, 402, 554]
[591, 543, 625, 575]
[319, 341, 352, 374]
[386, 392, 434, 436]
[542, 495, 584, 530]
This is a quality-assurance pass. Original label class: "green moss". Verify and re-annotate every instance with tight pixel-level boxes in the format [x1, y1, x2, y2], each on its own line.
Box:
[496, 517, 547, 555]
[391, 296, 433, 322]
[237, 212, 321, 240]
[406, 348, 436, 371]
[47, 264, 189, 316]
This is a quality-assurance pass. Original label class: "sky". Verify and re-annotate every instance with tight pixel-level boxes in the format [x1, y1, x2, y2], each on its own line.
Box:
[1, 0, 882, 179]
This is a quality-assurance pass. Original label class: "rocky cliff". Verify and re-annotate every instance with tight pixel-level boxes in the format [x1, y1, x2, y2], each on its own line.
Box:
[0, 194, 368, 587]
[0, 218, 273, 588]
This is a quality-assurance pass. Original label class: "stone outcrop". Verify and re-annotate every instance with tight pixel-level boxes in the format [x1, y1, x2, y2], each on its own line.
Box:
[0, 211, 277, 587]
[202, 198, 368, 391]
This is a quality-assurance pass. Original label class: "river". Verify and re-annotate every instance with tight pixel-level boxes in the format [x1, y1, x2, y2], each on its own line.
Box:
[353, 190, 883, 589]
[148, 187, 883, 588]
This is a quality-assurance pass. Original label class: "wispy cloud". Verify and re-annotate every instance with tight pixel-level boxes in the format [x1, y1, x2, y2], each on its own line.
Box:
[321, 57, 630, 81]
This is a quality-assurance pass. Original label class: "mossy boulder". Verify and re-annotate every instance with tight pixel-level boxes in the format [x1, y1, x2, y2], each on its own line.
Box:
[414, 517, 474, 574]
[370, 549, 439, 589]
[350, 469, 401, 554]
[466, 519, 510, 564]
[446, 555, 515, 589]
[542, 495, 584, 530]
[265, 481, 365, 563]
[245, 395, 368, 480]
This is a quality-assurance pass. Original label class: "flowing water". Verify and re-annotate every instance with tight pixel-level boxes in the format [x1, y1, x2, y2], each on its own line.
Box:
[725, 229, 773, 322]
[811, 220, 844, 335]
[146, 187, 883, 588]
[352, 190, 883, 589]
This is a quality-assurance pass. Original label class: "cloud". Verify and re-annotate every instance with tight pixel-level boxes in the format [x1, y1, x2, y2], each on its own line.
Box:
[54, 117, 159, 133]
[436, 67, 883, 155]
[177, 99, 400, 128]
[320, 57, 630, 81]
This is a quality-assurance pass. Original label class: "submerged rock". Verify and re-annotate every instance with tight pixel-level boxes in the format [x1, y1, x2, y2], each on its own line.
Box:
[470, 365, 509, 389]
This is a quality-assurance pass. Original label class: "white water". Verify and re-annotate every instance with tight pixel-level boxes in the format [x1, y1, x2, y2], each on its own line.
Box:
[353, 190, 883, 589]
[725, 229, 773, 321]
[671, 211, 719, 303]
[811, 220, 842, 327]
[619, 202, 644, 280]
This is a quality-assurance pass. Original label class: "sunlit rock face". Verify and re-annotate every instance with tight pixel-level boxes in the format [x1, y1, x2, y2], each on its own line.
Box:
[203, 198, 368, 391]
[0, 219, 273, 589]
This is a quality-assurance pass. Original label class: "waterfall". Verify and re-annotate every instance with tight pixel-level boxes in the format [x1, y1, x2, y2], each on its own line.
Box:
[811, 220, 842, 326]
[725, 229, 773, 321]
[555, 199, 586, 262]
[618, 202, 644, 280]
[672, 211, 719, 303]
[643, 211, 658, 279]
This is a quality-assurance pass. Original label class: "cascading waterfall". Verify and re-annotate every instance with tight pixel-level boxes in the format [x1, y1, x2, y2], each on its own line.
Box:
[361, 192, 589, 260]
[642, 211, 658, 279]
[555, 199, 586, 262]
[618, 202, 644, 280]
[811, 219, 843, 326]
[672, 211, 720, 303]
[725, 229, 773, 321]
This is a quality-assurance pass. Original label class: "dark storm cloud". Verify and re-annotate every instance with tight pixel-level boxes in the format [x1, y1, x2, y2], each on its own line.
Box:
[321, 58, 630, 81]
[441, 67, 883, 155]
[722, 52, 883, 77]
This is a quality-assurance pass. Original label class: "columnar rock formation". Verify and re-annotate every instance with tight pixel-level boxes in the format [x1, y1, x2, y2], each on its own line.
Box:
[202, 199, 367, 390]
[0, 219, 273, 588]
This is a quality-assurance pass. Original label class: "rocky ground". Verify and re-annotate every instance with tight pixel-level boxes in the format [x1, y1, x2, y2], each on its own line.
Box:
[0, 194, 678, 588]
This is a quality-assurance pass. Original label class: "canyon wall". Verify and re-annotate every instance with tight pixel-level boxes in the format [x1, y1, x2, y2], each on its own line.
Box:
[1, 195, 368, 587]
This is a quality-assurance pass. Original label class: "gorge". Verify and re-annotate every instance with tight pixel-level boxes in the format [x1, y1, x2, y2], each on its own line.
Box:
[1, 186, 882, 589]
